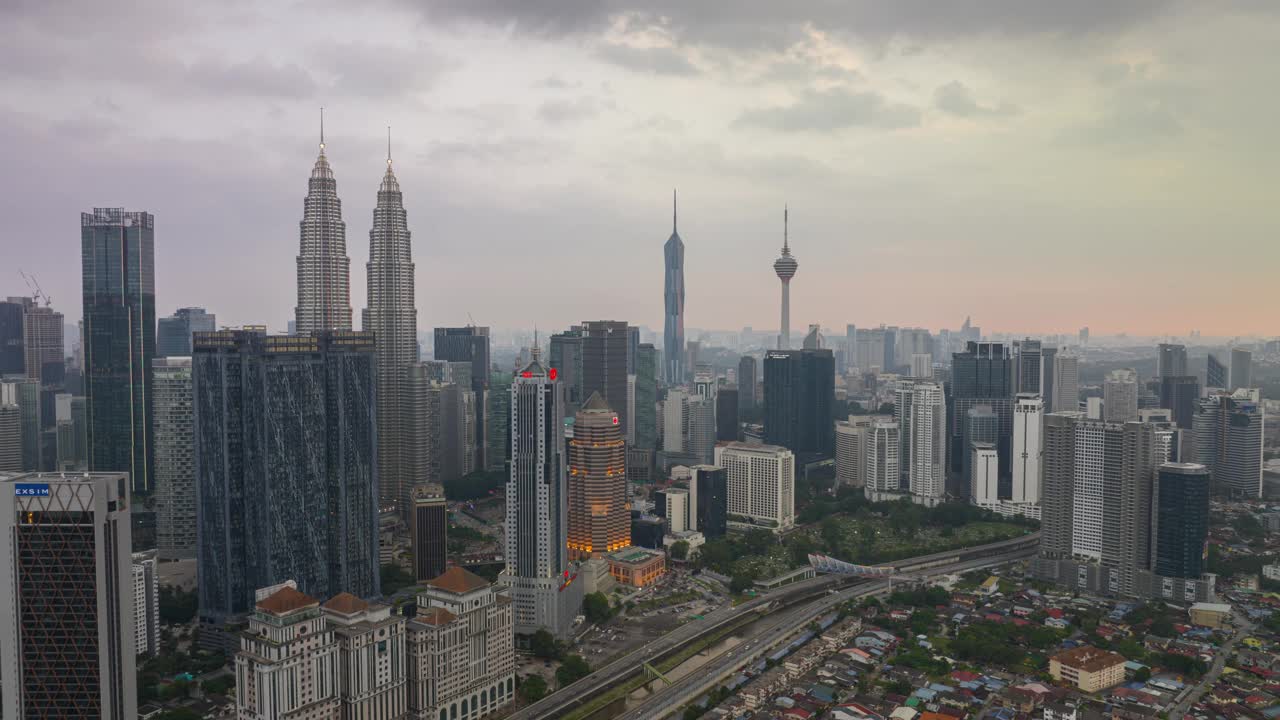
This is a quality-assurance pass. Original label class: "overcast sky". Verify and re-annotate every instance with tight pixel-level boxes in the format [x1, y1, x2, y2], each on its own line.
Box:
[3, 0, 1277, 338]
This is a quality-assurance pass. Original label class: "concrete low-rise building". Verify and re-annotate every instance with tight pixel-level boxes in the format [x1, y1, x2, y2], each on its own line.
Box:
[1188, 602, 1232, 629]
[1049, 646, 1126, 692]
[607, 547, 667, 587]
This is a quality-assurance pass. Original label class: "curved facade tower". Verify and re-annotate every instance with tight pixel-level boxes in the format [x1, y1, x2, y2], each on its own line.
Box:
[567, 392, 629, 560]
[295, 118, 353, 333]
[663, 190, 685, 385]
[773, 207, 798, 349]
[363, 134, 417, 513]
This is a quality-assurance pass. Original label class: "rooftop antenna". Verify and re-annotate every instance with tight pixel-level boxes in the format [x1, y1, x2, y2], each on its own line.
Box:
[319, 107, 325, 153]
[387, 125, 392, 166]
[783, 204, 789, 251]
[673, 188, 678, 233]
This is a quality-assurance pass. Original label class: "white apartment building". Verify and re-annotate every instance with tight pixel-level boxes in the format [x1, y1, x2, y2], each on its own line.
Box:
[663, 388, 688, 453]
[236, 586, 342, 719]
[1103, 369, 1138, 423]
[132, 551, 160, 656]
[971, 443, 999, 507]
[863, 420, 901, 502]
[715, 442, 795, 533]
[907, 382, 946, 505]
[1012, 393, 1044, 505]
[834, 416, 874, 488]
[324, 593, 409, 719]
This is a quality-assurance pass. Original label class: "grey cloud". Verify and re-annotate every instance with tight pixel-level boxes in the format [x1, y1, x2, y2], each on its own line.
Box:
[933, 81, 1018, 117]
[538, 74, 581, 89]
[736, 87, 920, 132]
[421, 0, 1185, 47]
[185, 57, 318, 98]
[594, 43, 700, 76]
[537, 96, 612, 124]
[317, 42, 453, 98]
[1060, 102, 1183, 146]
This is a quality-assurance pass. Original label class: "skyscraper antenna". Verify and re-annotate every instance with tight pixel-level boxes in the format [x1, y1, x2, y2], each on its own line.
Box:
[319, 107, 325, 152]
[387, 125, 392, 165]
[784, 204, 789, 250]
[673, 188, 678, 233]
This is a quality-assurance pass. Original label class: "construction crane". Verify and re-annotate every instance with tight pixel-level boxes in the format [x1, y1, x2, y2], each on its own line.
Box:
[17, 269, 51, 307]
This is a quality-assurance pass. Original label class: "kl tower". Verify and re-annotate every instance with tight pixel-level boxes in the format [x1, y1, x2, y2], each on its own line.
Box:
[773, 206, 798, 349]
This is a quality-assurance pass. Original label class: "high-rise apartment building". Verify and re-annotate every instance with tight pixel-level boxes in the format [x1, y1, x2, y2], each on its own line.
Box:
[1194, 390, 1264, 498]
[662, 388, 688, 453]
[54, 395, 88, 471]
[863, 420, 901, 500]
[499, 359, 580, 639]
[0, 472, 136, 719]
[193, 330, 379, 637]
[634, 344, 658, 449]
[910, 353, 933, 380]
[581, 321, 630, 438]
[971, 442, 999, 507]
[737, 355, 757, 410]
[2, 378, 40, 471]
[1152, 463, 1211, 580]
[1012, 393, 1043, 505]
[403, 363, 447, 503]
[906, 382, 946, 504]
[961, 405, 998, 492]
[20, 302, 64, 383]
[153, 357, 196, 560]
[365, 148, 418, 517]
[1230, 347, 1253, 390]
[81, 207, 156, 494]
[1052, 353, 1079, 414]
[156, 307, 216, 357]
[132, 550, 160, 656]
[716, 442, 795, 533]
[1103, 369, 1139, 423]
[567, 393, 629, 559]
[834, 416, 874, 487]
[1035, 415, 1213, 601]
[763, 348, 835, 458]
[0, 399, 19, 471]
[663, 192, 686, 384]
[1206, 353, 1228, 389]
[411, 484, 448, 582]
[487, 369, 513, 471]
[326, 592, 409, 719]
[773, 208, 798, 349]
[853, 328, 887, 372]
[407, 569, 517, 720]
[1157, 343, 1188, 378]
[295, 127, 353, 333]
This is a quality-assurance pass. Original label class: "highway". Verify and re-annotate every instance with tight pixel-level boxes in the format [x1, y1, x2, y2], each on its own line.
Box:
[510, 532, 1039, 720]
[616, 549, 1038, 720]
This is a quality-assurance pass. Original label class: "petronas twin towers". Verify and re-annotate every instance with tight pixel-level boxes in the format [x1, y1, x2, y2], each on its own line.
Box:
[295, 121, 416, 515]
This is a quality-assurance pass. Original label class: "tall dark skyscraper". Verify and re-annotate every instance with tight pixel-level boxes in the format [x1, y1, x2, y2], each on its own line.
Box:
[949, 341, 1013, 486]
[634, 343, 658, 449]
[364, 141, 417, 515]
[581, 320, 630, 437]
[434, 326, 490, 472]
[1014, 338, 1042, 395]
[157, 307, 216, 357]
[193, 330, 379, 636]
[1206, 353, 1228, 389]
[294, 118, 353, 333]
[0, 299, 23, 375]
[1152, 463, 1210, 579]
[693, 465, 728, 539]
[1041, 346, 1057, 412]
[716, 387, 739, 442]
[1158, 375, 1200, 429]
[1194, 391, 1263, 498]
[549, 329, 584, 412]
[81, 207, 156, 494]
[1230, 347, 1253, 390]
[1157, 343, 1188, 378]
[663, 191, 686, 384]
[738, 355, 757, 411]
[763, 348, 834, 458]
[410, 483, 447, 582]
[0, 472, 137, 718]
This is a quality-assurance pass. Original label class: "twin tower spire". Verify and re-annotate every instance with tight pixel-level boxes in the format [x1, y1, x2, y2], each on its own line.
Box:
[295, 111, 418, 513]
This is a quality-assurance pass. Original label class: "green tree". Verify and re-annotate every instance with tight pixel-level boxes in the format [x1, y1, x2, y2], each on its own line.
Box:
[520, 674, 548, 703]
[730, 574, 755, 594]
[1134, 666, 1152, 682]
[529, 629, 562, 660]
[201, 675, 235, 695]
[158, 586, 199, 624]
[670, 540, 690, 561]
[583, 592, 612, 624]
[556, 655, 592, 688]
[380, 564, 416, 594]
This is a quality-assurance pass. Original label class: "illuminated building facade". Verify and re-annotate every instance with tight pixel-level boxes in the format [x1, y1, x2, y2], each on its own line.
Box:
[567, 392, 629, 559]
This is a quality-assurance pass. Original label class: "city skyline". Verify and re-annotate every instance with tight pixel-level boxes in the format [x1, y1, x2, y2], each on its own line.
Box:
[4, 2, 1279, 337]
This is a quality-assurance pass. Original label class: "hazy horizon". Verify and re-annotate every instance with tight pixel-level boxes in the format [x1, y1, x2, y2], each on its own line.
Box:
[4, 1, 1278, 337]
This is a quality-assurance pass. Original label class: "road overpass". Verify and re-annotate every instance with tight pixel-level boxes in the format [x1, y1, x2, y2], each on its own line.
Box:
[509, 532, 1038, 720]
